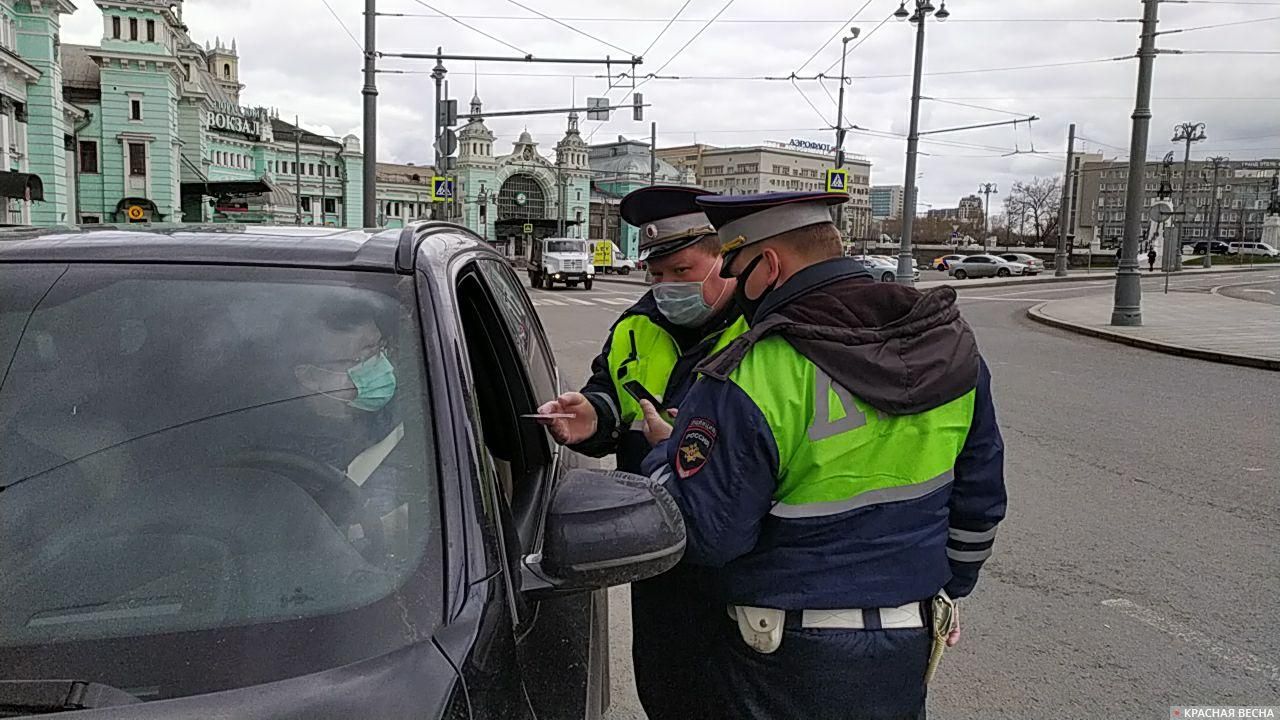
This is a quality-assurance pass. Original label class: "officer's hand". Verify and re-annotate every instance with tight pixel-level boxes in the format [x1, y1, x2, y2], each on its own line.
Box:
[639, 400, 677, 446]
[945, 605, 961, 648]
[536, 392, 597, 445]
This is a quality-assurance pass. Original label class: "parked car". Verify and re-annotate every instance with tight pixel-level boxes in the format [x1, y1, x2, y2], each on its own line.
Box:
[1183, 240, 1231, 255]
[948, 254, 1027, 279]
[934, 254, 965, 271]
[852, 255, 919, 283]
[998, 253, 1044, 275]
[0, 222, 685, 719]
[1227, 241, 1279, 258]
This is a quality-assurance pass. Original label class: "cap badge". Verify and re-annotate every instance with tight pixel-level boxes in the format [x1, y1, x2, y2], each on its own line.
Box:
[644, 224, 659, 239]
[720, 235, 747, 255]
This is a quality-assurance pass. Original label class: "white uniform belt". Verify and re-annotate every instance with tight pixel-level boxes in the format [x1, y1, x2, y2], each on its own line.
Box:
[729, 602, 926, 631]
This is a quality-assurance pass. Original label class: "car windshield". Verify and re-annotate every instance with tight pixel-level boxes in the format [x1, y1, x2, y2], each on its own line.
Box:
[547, 240, 586, 253]
[0, 264, 440, 701]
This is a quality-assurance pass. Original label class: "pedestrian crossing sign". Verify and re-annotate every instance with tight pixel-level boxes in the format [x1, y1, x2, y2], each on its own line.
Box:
[431, 176, 454, 202]
[826, 168, 849, 193]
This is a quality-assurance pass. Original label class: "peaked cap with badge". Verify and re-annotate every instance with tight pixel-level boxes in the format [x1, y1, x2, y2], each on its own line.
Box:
[695, 191, 848, 277]
[620, 185, 719, 261]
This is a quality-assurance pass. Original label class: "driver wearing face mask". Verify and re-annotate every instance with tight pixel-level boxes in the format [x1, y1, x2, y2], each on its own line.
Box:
[535, 185, 746, 720]
[293, 316, 402, 484]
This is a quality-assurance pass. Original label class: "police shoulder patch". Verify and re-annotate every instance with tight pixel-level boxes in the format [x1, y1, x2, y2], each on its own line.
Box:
[675, 417, 718, 479]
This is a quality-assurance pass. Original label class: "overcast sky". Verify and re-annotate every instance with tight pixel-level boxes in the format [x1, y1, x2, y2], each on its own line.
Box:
[63, 0, 1280, 210]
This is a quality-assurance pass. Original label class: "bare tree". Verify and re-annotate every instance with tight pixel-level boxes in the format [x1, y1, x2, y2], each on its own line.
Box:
[1005, 177, 1062, 246]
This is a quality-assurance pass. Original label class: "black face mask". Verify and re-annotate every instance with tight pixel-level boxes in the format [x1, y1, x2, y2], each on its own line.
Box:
[732, 253, 778, 322]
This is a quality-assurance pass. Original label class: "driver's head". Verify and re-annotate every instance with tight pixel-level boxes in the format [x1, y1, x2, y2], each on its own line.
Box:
[621, 185, 735, 327]
[294, 308, 396, 417]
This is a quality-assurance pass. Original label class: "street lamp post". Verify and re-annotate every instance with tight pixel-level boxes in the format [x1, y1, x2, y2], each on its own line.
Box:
[895, 0, 949, 286]
[978, 182, 997, 249]
[1172, 122, 1206, 272]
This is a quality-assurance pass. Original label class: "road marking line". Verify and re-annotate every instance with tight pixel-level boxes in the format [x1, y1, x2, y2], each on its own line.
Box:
[532, 298, 566, 307]
[597, 297, 637, 305]
[1101, 598, 1280, 682]
[959, 296, 1053, 303]
[557, 297, 595, 306]
[1241, 289, 1276, 295]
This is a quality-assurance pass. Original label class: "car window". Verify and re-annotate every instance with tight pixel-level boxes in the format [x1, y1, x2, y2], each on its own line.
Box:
[454, 262, 553, 552]
[0, 263, 441, 700]
[477, 259, 558, 403]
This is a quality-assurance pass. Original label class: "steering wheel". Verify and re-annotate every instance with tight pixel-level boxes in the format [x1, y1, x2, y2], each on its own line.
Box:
[222, 449, 387, 559]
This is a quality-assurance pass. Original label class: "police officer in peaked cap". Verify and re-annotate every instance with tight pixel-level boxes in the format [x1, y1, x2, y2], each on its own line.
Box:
[638, 191, 1008, 719]
[537, 185, 748, 720]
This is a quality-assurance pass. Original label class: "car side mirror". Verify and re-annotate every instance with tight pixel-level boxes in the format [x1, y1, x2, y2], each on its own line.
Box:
[521, 469, 685, 600]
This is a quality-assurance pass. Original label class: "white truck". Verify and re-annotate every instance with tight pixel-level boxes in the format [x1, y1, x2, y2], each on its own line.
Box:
[529, 237, 595, 290]
[591, 240, 637, 275]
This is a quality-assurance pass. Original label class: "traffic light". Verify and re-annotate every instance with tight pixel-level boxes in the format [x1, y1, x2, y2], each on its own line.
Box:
[633, 93, 644, 121]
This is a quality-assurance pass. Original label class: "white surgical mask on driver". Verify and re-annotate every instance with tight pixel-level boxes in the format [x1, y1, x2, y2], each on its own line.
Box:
[652, 258, 725, 327]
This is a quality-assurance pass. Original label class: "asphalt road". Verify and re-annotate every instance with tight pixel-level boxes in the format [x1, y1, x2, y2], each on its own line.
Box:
[530, 273, 1280, 719]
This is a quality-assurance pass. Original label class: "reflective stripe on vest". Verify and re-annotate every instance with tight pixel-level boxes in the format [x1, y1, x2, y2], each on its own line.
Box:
[729, 336, 976, 517]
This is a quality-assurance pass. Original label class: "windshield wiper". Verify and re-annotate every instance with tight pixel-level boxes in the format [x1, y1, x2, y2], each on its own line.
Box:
[0, 680, 141, 716]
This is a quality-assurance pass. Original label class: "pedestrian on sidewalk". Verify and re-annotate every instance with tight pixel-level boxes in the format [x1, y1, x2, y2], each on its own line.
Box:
[535, 185, 746, 720]
[639, 191, 1008, 720]
[1148, 248, 1158, 272]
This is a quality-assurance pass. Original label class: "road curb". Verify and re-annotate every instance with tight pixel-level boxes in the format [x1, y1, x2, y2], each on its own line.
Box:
[1026, 302, 1280, 372]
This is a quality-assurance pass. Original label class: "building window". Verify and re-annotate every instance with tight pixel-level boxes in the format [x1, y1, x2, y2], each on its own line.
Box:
[301, 197, 312, 212]
[128, 142, 146, 177]
[324, 198, 337, 214]
[309, 163, 315, 175]
[111, 16, 121, 38]
[79, 141, 99, 174]
[129, 17, 138, 41]
[80, 214, 102, 224]
[223, 63, 231, 79]
[183, 63, 191, 81]
[130, 99, 142, 121]
[146, 19, 155, 42]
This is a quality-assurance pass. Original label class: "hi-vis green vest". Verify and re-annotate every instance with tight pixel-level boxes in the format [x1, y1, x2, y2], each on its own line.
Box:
[608, 315, 749, 428]
[730, 335, 975, 516]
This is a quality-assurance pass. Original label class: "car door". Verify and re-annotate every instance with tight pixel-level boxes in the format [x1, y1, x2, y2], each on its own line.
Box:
[450, 256, 607, 720]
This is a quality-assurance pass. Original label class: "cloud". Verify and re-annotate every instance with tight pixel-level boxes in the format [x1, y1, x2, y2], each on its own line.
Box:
[60, 0, 1280, 211]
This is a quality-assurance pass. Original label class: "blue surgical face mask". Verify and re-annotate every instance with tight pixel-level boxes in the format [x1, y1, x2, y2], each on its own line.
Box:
[346, 351, 397, 412]
[652, 259, 724, 327]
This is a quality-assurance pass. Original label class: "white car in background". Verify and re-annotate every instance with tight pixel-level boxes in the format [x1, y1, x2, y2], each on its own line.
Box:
[851, 255, 921, 283]
[948, 254, 1027, 280]
[998, 253, 1045, 275]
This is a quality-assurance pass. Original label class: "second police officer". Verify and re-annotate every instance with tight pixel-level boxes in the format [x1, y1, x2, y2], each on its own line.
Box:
[640, 190, 1008, 719]
[537, 185, 747, 720]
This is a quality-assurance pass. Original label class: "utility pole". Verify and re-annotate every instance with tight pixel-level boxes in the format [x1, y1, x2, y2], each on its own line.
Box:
[897, 5, 929, 286]
[294, 115, 302, 226]
[320, 151, 327, 226]
[1055, 123, 1076, 276]
[650, 121, 657, 185]
[978, 183, 997, 249]
[361, 0, 377, 228]
[1112, 0, 1161, 327]
[1204, 156, 1228, 269]
[1172, 122, 1206, 272]
[432, 49, 447, 221]
[833, 28, 860, 239]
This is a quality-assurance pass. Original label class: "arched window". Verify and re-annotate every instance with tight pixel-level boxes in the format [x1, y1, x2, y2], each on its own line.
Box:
[223, 63, 231, 79]
[497, 173, 547, 220]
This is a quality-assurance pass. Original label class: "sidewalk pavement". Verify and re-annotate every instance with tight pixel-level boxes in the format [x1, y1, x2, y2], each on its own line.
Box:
[1028, 291, 1280, 371]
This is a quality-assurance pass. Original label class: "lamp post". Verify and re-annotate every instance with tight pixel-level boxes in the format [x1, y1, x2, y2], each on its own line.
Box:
[895, 0, 949, 286]
[978, 182, 997, 249]
[1171, 122, 1206, 272]
[1204, 156, 1228, 269]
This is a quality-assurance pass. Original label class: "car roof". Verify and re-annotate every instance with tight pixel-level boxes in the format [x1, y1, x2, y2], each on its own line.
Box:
[0, 222, 493, 273]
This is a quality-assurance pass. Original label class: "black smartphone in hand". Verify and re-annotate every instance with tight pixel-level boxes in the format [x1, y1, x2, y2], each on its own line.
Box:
[623, 381, 667, 414]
